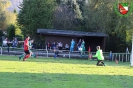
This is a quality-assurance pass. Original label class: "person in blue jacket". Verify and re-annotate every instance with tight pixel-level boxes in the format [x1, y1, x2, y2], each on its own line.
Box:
[70, 39, 75, 52]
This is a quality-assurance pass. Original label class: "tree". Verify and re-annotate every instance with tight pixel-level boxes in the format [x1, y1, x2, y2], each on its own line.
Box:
[0, 0, 11, 30]
[0, 30, 4, 36]
[53, 0, 83, 30]
[0, 0, 17, 31]
[17, 0, 56, 38]
[7, 24, 15, 40]
[82, 0, 133, 52]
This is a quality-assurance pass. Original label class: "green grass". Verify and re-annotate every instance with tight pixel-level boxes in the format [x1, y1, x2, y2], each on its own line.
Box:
[0, 55, 133, 88]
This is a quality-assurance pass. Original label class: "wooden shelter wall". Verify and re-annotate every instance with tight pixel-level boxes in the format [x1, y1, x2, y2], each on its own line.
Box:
[45, 35, 78, 50]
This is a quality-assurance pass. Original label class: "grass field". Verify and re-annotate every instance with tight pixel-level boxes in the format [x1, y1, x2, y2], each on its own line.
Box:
[0, 55, 133, 88]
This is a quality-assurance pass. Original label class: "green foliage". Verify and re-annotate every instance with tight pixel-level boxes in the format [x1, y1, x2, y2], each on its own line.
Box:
[55, 0, 61, 4]
[17, 0, 56, 39]
[7, 24, 15, 40]
[13, 9, 17, 14]
[0, 0, 17, 30]
[15, 35, 24, 41]
[14, 23, 22, 36]
[53, 0, 83, 30]
[82, 0, 133, 52]
[16, 0, 133, 52]
[5, 11, 17, 26]
[0, 0, 11, 30]
[15, 28, 22, 36]
[0, 30, 4, 36]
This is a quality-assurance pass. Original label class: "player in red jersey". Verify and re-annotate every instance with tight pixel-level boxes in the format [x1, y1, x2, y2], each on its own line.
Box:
[23, 36, 31, 61]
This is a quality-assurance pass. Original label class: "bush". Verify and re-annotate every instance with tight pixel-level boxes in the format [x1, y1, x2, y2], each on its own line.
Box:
[0, 30, 4, 36]
[7, 24, 15, 40]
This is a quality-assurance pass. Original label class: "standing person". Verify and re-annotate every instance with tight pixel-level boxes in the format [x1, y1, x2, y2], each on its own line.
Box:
[5, 38, 10, 54]
[81, 39, 85, 57]
[77, 39, 82, 51]
[70, 39, 75, 52]
[47, 43, 50, 50]
[23, 36, 31, 61]
[54, 45, 59, 58]
[92, 46, 106, 66]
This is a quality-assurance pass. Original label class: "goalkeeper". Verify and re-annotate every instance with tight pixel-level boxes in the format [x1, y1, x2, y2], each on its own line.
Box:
[92, 46, 106, 66]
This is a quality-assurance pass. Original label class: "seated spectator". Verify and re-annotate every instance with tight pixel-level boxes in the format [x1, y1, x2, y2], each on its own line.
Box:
[60, 42, 63, 50]
[53, 42, 56, 49]
[2, 38, 7, 47]
[2, 38, 11, 53]
[12, 38, 18, 48]
[58, 42, 61, 50]
[65, 44, 69, 50]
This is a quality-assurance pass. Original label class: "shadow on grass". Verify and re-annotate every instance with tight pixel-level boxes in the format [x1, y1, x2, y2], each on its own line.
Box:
[0, 55, 131, 66]
[0, 72, 133, 88]
[0, 55, 96, 65]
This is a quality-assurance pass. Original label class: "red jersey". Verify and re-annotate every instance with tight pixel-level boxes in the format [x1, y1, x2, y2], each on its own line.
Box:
[24, 38, 29, 51]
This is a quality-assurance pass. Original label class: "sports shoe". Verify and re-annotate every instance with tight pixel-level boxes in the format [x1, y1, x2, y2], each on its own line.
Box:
[23, 58, 26, 61]
[34, 55, 37, 58]
[19, 57, 21, 60]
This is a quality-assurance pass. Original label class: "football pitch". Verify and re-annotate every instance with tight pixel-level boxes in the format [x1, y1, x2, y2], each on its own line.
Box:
[0, 55, 133, 88]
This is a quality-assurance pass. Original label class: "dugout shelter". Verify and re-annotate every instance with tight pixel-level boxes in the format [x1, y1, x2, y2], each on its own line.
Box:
[37, 29, 107, 52]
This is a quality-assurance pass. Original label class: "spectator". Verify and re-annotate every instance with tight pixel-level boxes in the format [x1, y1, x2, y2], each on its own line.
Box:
[47, 43, 51, 50]
[54, 45, 59, 58]
[12, 38, 18, 48]
[65, 44, 69, 50]
[58, 42, 61, 50]
[51, 42, 53, 49]
[77, 39, 82, 51]
[81, 39, 85, 57]
[3, 38, 11, 53]
[81, 39, 85, 51]
[60, 42, 63, 50]
[53, 42, 56, 49]
[2, 38, 7, 47]
[70, 39, 75, 52]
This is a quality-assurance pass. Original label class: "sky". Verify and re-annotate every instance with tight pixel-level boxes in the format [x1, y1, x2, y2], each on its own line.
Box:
[8, 0, 22, 12]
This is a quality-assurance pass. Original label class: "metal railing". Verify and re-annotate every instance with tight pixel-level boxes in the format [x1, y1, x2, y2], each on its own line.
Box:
[0, 47, 2, 55]
[111, 53, 131, 62]
[0, 47, 131, 62]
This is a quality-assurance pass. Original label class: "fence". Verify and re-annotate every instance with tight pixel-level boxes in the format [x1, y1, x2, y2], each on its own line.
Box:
[0, 47, 131, 62]
[111, 53, 131, 62]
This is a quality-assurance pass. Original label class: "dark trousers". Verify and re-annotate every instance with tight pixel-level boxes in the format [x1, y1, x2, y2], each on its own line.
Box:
[54, 51, 59, 58]
[96, 60, 105, 66]
[7, 43, 10, 53]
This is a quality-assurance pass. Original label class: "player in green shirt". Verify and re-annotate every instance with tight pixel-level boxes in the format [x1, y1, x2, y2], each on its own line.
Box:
[93, 46, 106, 66]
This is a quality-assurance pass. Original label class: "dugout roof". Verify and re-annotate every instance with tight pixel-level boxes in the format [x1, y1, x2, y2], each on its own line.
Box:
[37, 29, 107, 37]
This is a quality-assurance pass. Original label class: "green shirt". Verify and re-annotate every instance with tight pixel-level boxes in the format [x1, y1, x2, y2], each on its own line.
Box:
[93, 49, 104, 60]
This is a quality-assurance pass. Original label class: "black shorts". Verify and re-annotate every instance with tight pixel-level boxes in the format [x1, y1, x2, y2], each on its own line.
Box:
[24, 50, 30, 54]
